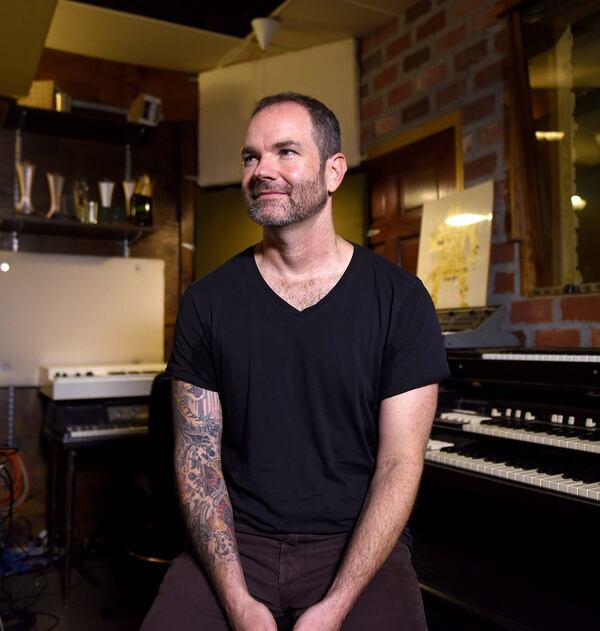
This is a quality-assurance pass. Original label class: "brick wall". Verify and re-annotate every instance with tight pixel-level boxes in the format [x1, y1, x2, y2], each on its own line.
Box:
[359, 0, 599, 347]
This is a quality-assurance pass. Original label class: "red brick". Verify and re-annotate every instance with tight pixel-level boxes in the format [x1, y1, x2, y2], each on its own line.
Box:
[386, 32, 412, 61]
[362, 50, 383, 75]
[473, 4, 497, 30]
[490, 242, 514, 264]
[455, 0, 484, 18]
[455, 39, 488, 71]
[388, 81, 413, 107]
[373, 65, 398, 91]
[360, 37, 372, 57]
[462, 94, 495, 124]
[375, 18, 399, 44]
[407, 0, 432, 24]
[361, 97, 383, 120]
[535, 329, 581, 348]
[474, 60, 506, 90]
[360, 83, 370, 99]
[360, 126, 369, 147]
[592, 329, 600, 347]
[403, 47, 431, 71]
[436, 23, 467, 54]
[435, 79, 466, 108]
[511, 299, 552, 323]
[561, 295, 600, 321]
[476, 119, 503, 146]
[464, 153, 497, 180]
[494, 271, 514, 294]
[417, 10, 447, 40]
[416, 61, 447, 91]
[494, 27, 508, 54]
[374, 115, 399, 137]
[402, 97, 430, 124]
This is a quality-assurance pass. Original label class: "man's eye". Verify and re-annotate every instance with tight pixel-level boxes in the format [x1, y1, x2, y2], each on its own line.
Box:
[242, 155, 256, 166]
[280, 149, 297, 157]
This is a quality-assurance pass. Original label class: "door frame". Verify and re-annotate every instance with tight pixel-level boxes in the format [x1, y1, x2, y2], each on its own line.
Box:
[365, 111, 464, 192]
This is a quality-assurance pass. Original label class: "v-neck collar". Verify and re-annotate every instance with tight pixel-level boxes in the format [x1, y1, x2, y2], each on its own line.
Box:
[248, 242, 358, 316]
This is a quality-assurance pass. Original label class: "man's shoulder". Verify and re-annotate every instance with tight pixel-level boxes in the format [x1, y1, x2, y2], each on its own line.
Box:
[185, 245, 255, 298]
[354, 243, 424, 293]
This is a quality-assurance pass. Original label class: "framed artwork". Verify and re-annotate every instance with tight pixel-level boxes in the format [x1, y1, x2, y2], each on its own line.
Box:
[417, 180, 494, 309]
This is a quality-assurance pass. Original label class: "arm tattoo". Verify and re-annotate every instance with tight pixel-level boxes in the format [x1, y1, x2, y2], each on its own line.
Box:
[173, 380, 238, 571]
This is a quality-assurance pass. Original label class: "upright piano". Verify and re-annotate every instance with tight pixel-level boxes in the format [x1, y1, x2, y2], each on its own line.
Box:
[413, 348, 599, 630]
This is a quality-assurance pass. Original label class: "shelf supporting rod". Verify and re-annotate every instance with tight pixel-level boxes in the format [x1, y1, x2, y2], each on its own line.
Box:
[125, 143, 132, 182]
[14, 129, 22, 209]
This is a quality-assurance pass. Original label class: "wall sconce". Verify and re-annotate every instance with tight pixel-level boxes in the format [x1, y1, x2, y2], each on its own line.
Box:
[535, 131, 565, 141]
[571, 195, 587, 211]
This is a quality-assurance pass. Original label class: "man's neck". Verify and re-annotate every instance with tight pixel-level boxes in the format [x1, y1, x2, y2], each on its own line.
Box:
[256, 210, 350, 278]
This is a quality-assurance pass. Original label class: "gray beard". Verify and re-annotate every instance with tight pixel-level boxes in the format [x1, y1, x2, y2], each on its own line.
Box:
[245, 176, 329, 228]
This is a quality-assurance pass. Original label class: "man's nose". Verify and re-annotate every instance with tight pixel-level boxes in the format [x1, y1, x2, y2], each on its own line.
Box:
[253, 155, 277, 179]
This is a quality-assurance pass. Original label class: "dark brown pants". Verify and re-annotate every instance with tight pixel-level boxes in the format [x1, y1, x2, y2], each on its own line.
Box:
[141, 528, 427, 630]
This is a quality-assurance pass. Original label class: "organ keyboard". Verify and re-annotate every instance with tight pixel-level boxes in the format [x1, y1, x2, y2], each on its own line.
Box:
[413, 347, 600, 630]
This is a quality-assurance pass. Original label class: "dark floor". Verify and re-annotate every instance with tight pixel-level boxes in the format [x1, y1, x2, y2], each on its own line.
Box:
[0, 546, 507, 631]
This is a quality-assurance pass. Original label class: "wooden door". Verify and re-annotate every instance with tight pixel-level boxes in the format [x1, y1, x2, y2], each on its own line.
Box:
[366, 128, 457, 274]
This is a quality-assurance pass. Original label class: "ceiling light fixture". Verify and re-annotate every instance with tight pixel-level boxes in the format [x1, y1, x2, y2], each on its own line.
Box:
[251, 17, 281, 52]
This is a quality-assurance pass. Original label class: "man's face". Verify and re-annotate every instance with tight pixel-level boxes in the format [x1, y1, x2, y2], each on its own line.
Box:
[241, 103, 329, 228]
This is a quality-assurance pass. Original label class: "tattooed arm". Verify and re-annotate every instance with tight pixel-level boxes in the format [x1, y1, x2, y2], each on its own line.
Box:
[173, 379, 277, 631]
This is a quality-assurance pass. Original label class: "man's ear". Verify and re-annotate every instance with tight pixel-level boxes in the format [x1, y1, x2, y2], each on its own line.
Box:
[326, 153, 348, 194]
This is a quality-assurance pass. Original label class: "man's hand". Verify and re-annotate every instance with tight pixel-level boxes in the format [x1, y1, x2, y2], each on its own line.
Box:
[229, 596, 278, 631]
[293, 599, 344, 631]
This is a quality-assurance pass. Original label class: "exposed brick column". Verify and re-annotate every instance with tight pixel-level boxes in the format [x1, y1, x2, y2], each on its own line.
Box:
[358, 0, 599, 347]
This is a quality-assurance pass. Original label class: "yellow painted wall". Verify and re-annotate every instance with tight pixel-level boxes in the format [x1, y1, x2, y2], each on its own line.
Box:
[195, 172, 367, 279]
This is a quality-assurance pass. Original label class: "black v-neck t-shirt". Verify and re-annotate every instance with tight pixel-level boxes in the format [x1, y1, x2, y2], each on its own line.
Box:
[167, 243, 449, 534]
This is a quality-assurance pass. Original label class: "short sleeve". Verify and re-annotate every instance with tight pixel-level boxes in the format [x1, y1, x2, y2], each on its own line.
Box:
[379, 280, 449, 400]
[166, 286, 219, 391]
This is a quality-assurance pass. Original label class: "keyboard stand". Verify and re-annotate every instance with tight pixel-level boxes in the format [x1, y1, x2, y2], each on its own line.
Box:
[46, 438, 83, 608]
[43, 419, 149, 607]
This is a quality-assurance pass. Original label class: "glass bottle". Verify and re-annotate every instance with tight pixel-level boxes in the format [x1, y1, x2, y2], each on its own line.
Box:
[130, 174, 153, 227]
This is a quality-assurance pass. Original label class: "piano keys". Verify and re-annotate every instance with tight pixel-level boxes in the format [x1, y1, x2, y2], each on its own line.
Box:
[411, 347, 600, 630]
[426, 433, 600, 503]
[43, 400, 149, 446]
[40, 363, 163, 446]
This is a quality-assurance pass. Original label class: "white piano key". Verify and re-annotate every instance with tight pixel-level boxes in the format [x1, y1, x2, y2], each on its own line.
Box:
[575, 483, 598, 499]
[540, 474, 566, 489]
[556, 479, 586, 495]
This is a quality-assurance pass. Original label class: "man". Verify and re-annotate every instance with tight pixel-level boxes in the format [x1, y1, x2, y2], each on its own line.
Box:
[142, 93, 449, 630]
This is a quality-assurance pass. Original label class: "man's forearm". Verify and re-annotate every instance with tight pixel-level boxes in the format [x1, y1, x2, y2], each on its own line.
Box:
[323, 457, 424, 619]
[173, 381, 251, 614]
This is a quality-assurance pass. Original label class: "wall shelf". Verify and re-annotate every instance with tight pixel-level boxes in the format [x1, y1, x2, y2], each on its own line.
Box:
[0, 101, 155, 145]
[1, 215, 154, 253]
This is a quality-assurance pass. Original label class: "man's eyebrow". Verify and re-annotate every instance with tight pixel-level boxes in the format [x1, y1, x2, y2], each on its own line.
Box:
[241, 140, 302, 158]
[273, 140, 302, 150]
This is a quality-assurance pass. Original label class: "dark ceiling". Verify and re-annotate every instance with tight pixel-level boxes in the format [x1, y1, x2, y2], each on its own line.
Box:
[74, 0, 283, 38]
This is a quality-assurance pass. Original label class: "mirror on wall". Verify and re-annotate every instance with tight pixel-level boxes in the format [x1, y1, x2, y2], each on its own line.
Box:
[522, 0, 600, 290]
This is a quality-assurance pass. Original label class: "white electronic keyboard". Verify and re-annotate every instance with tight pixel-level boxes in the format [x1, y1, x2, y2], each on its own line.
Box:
[39, 363, 166, 400]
